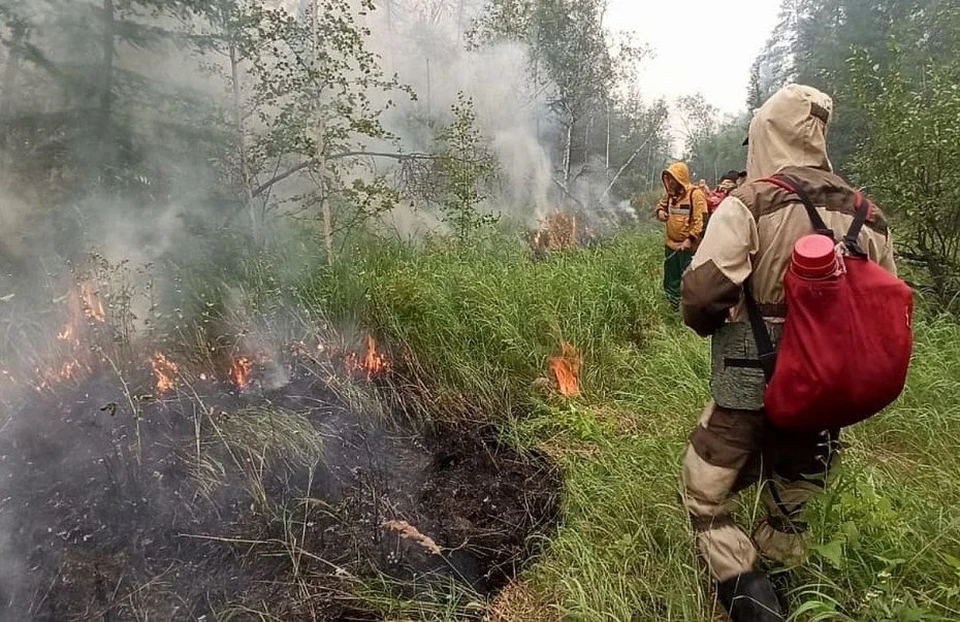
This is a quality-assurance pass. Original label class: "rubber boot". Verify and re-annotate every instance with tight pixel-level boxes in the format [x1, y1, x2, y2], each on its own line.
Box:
[717, 571, 785, 622]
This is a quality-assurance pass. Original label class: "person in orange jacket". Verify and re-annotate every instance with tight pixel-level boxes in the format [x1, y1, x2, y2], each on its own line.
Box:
[655, 161, 707, 309]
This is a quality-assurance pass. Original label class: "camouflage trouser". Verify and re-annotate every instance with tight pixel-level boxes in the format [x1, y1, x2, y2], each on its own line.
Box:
[681, 401, 840, 581]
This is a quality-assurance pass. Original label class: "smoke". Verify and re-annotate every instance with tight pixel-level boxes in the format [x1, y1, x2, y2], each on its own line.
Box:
[362, 3, 646, 235]
[367, 7, 558, 227]
[0, 184, 35, 267]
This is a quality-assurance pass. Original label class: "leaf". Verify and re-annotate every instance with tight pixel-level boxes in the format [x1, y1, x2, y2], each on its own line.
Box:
[813, 539, 845, 570]
[794, 599, 838, 617]
[944, 553, 960, 573]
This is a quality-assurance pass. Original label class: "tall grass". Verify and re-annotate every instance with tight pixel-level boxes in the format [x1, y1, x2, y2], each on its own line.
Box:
[295, 232, 664, 420]
[166, 226, 960, 620]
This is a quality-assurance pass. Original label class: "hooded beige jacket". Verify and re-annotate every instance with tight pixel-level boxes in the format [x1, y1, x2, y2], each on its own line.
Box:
[680, 84, 897, 410]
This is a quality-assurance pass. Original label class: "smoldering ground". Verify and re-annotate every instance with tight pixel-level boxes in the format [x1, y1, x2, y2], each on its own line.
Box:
[0, 337, 560, 619]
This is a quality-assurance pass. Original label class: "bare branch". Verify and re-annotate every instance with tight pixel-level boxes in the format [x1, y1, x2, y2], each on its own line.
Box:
[251, 151, 472, 198]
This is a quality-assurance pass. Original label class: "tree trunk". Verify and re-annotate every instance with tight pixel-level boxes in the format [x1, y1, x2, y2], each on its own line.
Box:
[97, 0, 116, 175]
[0, 23, 25, 120]
[317, 121, 333, 261]
[229, 40, 257, 237]
[605, 100, 611, 170]
[599, 131, 657, 206]
[562, 115, 573, 186]
[425, 57, 431, 116]
[313, 0, 334, 260]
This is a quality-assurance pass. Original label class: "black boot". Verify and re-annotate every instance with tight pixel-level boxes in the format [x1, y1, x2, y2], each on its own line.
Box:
[717, 571, 785, 622]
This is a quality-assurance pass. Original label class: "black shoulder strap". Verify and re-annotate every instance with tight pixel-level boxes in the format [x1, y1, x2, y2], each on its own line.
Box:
[843, 192, 870, 257]
[762, 174, 835, 239]
[743, 277, 777, 383]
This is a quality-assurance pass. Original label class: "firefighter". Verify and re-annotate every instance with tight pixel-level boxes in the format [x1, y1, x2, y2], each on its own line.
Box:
[654, 162, 707, 309]
[679, 84, 897, 621]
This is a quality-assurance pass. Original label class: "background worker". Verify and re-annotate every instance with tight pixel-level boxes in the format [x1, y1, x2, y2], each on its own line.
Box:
[655, 162, 707, 309]
[706, 171, 741, 227]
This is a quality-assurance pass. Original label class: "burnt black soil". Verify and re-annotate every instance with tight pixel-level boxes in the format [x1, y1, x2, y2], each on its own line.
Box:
[0, 365, 561, 621]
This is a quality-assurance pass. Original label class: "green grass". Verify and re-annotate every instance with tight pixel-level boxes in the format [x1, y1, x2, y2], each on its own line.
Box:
[175, 227, 960, 620]
[294, 232, 664, 419]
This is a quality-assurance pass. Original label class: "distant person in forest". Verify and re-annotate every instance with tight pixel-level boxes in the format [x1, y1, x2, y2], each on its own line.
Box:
[698, 178, 710, 196]
[654, 162, 707, 309]
[719, 170, 740, 193]
[678, 85, 897, 622]
[737, 170, 748, 187]
[706, 170, 740, 221]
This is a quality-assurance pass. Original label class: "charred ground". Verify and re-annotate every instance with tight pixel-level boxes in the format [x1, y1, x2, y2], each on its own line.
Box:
[0, 352, 561, 620]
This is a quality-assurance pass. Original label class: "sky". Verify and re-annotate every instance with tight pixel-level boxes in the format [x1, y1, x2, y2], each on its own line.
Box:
[606, 0, 782, 146]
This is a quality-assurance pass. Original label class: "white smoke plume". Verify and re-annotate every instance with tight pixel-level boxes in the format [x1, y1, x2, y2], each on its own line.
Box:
[366, 1, 559, 227]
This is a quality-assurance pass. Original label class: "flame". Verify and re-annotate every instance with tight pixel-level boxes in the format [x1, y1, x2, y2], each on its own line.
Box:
[35, 358, 89, 392]
[58, 360, 83, 380]
[549, 341, 581, 397]
[57, 324, 75, 342]
[230, 356, 253, 389]
[345, 336, 389, 380]
[80, 282, 106, 322]
[363, 336, 387, 378]
[151, 352, 179, 394]
[531, 211, 582, 254]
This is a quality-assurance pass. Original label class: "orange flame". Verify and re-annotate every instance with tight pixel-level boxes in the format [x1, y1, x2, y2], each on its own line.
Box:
[531, 211, 582, 254]
[58, 360, 83, 380]
[344, 336, 389, 380]
[35, 358, 89, 392]
[549, 341, 581, 397]
[151, 352, 179, 394]
[57, 324, 75, 342]
[230, 356, 253, 389]
[80, 282, 106, 322]
[363, 336, 387, 378]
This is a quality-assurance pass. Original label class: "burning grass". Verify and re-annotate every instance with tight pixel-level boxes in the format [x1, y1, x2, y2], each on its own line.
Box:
[528, 210, 601, 259]
[0, 346, 560, 619]
[314, 232, 657, 421]
[0, 259, 562, 619]
[550, 341, 582, 397]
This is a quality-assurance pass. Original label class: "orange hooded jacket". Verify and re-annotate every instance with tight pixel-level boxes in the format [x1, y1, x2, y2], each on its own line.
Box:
[655, 162, 707, 250]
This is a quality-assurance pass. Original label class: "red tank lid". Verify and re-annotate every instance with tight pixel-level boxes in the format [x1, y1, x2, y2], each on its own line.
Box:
[792, 234, 838, 279]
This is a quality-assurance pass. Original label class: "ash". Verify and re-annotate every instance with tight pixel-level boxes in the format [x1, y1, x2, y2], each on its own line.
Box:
[0, 360, 560, 620]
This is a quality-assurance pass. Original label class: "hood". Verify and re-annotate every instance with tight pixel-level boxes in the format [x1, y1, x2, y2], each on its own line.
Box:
[662, 161, 693, 196]
[746, 84, 833, 180]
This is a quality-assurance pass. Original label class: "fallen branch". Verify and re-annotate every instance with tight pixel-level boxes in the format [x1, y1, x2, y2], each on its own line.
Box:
[551, 177, 586, 210]
[596, 120, 665, 207]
